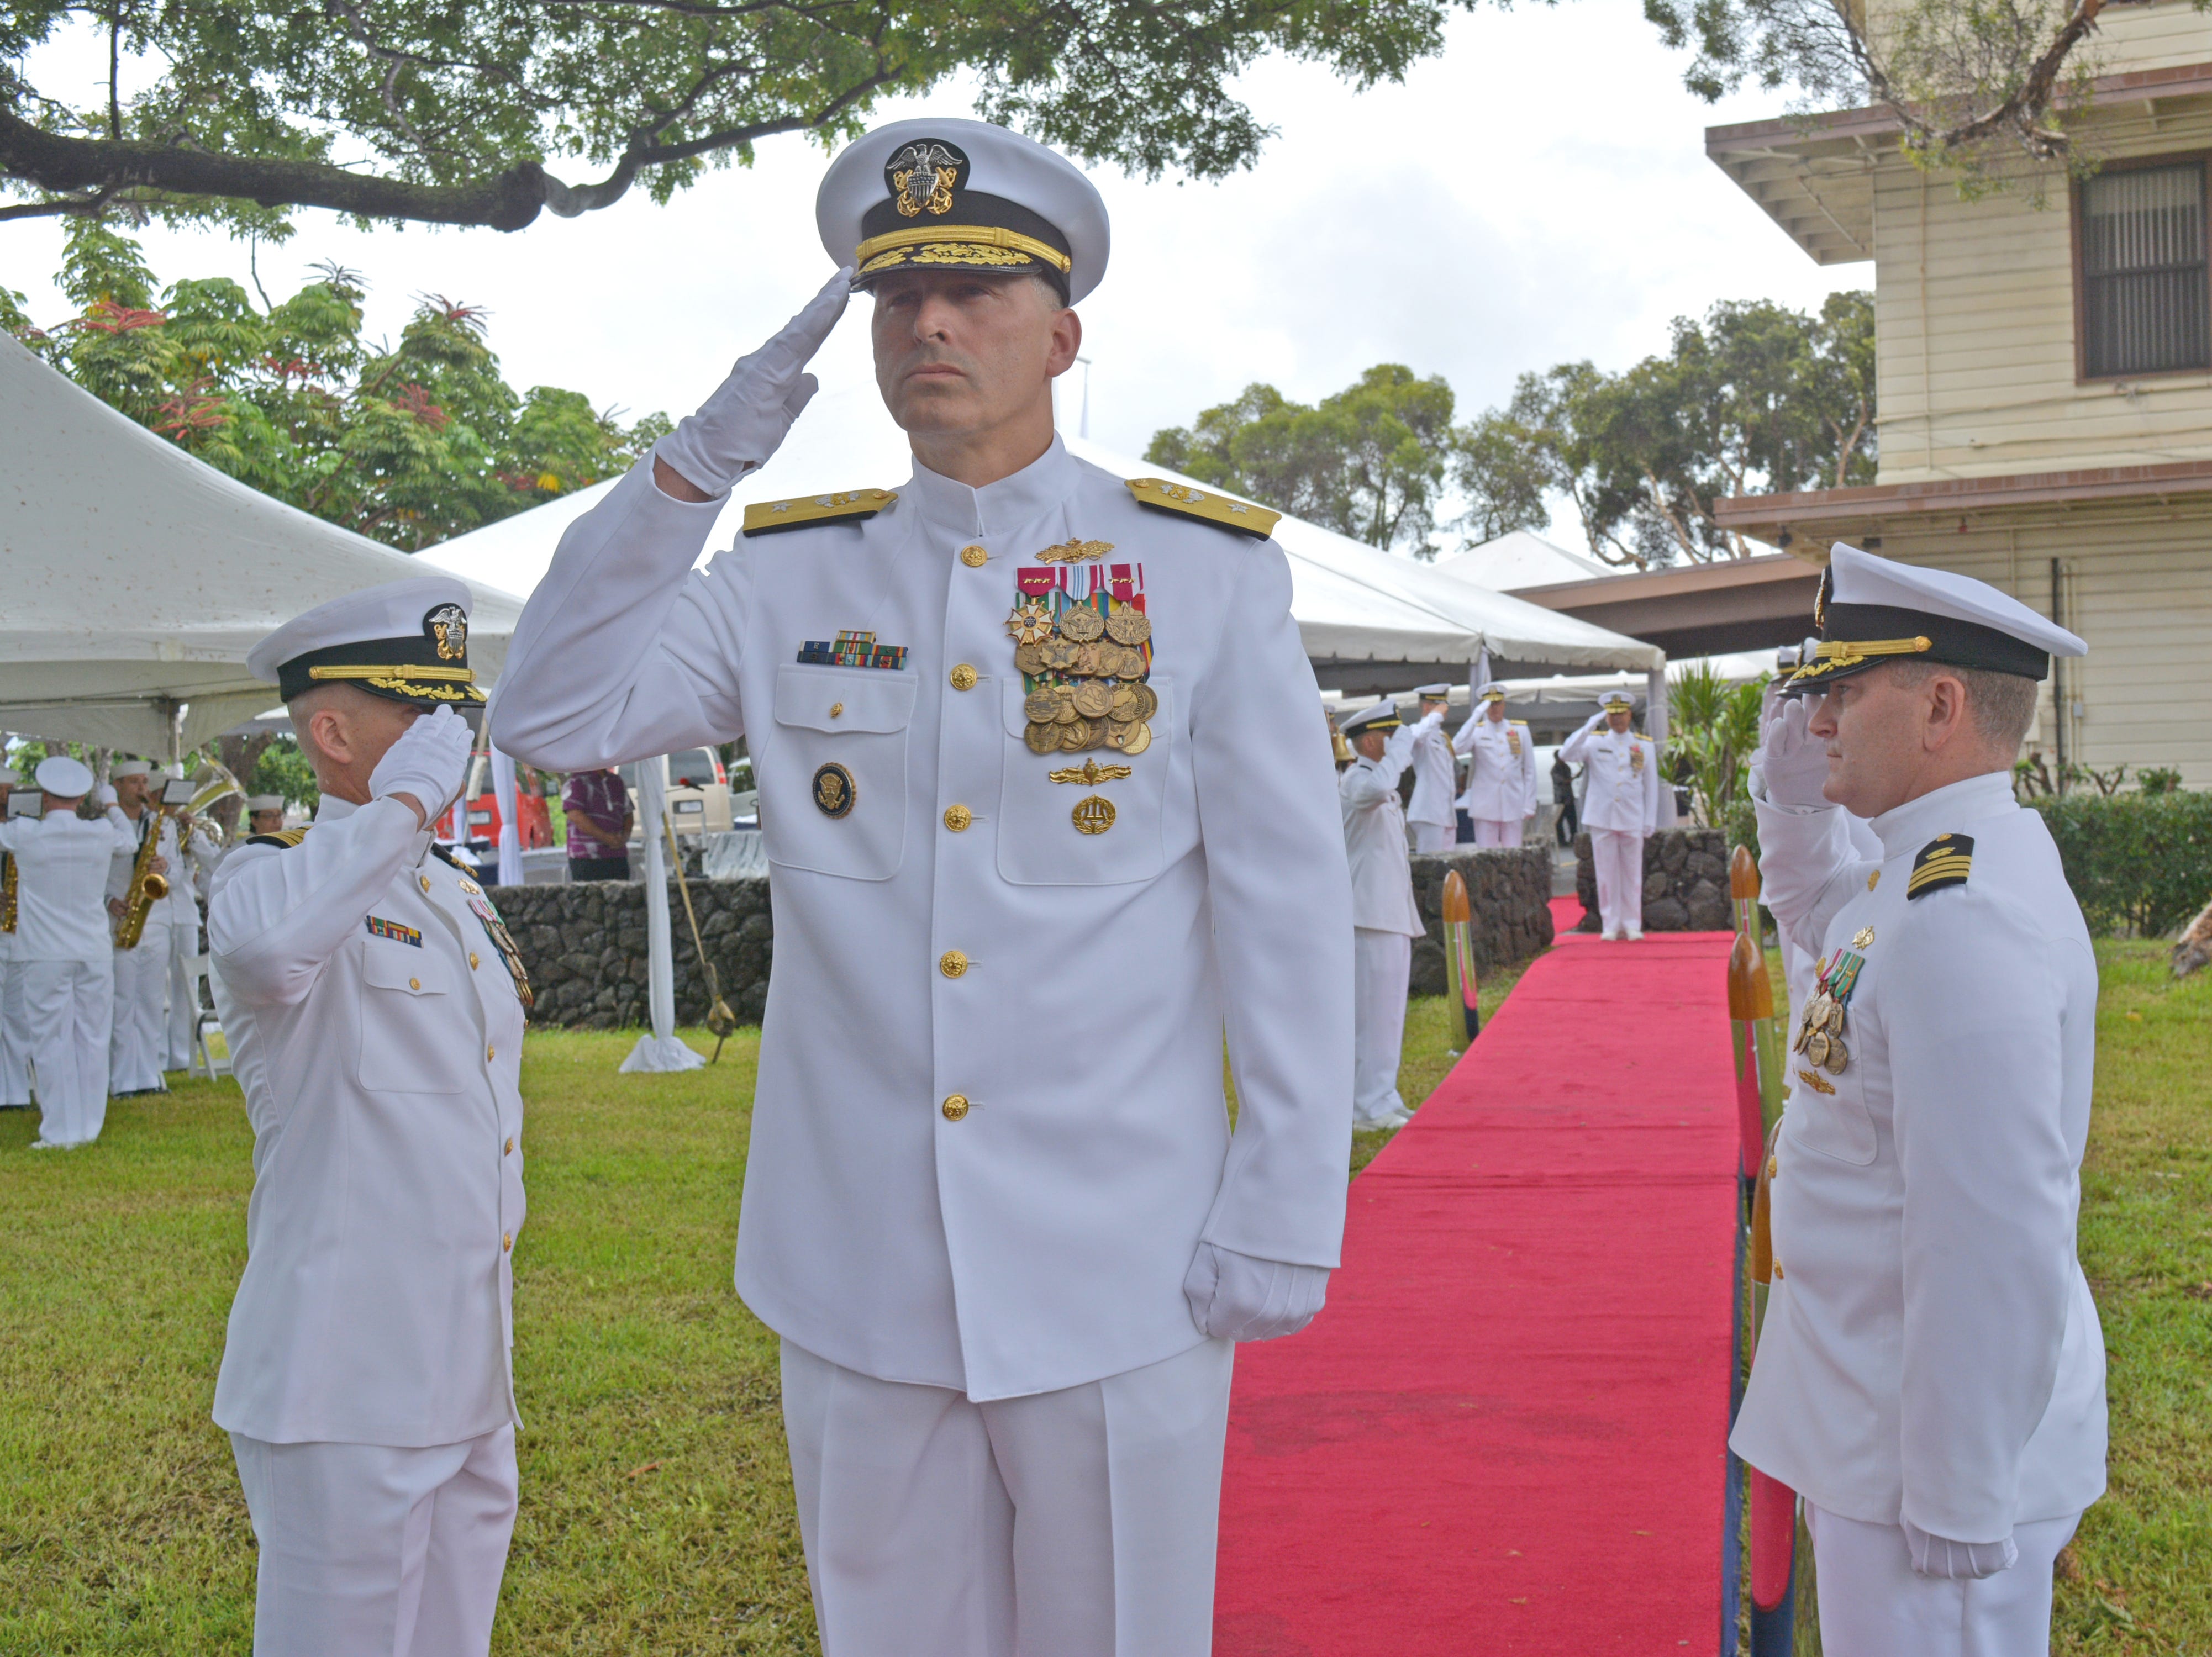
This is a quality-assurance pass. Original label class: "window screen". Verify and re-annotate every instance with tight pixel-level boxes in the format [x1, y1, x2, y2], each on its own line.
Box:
[2081, 161, 2210, 377]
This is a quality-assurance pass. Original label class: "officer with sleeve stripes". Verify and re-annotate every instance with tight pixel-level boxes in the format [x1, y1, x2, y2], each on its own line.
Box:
[1734, 543, 2103, 1657]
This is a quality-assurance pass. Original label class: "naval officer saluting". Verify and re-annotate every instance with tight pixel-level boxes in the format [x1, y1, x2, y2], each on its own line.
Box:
[1336, 698, 1439, 1130]
[493, 119, 1354, 1654]
[208, 579, 527, 1657]
[1403, 683, 1459, 852]
[1562, 688, 1658, 939]
[1733, 544, 2105, 1657]
[1451, 680, 1537, 847]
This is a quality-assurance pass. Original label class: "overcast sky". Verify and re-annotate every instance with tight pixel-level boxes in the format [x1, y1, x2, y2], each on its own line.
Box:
[6, 1, 1867, 551]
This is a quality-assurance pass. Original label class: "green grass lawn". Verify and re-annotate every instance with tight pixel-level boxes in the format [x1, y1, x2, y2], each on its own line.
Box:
[5, 938, 2200, 1653]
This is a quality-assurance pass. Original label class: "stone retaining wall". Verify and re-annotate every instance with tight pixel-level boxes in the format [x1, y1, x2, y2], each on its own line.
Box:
[495, 847, 1558, 1025]
[1570, 827, 1731, 932]
[1406, 846, 1556, 996]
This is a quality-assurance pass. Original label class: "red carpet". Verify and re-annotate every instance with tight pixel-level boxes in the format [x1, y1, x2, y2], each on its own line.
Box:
[1215, 932, 1742, 1654]
[1549, 892, 1588, 935]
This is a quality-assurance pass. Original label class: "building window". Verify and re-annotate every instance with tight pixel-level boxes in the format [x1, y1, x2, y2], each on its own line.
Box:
[2079, 160, 2210, 378]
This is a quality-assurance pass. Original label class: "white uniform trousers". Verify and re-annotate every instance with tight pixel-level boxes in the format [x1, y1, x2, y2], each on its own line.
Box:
[108, 929, 172, 1093]
[1471, 819, 1523, 849]
[231, 1426, 519, 1657]
[782, 1336, 1234, 1657]
[20, 959, 112, 1145]
[1407, 820, 1456, 853]
[1590, 827, 1645, 938]
[1351, 926, 1412, 1123]
[165, 925, 198, 1070]
[0, 959, 31, 1106]
[1807, 1502, 2081, 1657]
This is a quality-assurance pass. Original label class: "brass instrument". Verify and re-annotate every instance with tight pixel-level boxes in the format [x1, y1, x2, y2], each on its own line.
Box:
[2, 851, 15, 934]
[173, 763, 244, 856]
[115, 814, 170, 950]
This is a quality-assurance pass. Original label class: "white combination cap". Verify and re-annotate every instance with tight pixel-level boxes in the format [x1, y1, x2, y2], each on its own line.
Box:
[819, 117, 1110, 303]
[1786, 542, 2087, 693]
[1414, 683, 1451, 699]
[1337, 700, 1404, 739]
[1476, 682, 1508, 701]
[36, 754, 94, 796]
[1600, 690, 1636, 712]
[248, 576, 483, 711]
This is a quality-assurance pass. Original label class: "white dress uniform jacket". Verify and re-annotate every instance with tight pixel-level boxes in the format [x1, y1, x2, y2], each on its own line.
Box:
[1404, 716, 1457, 831]
[208, 796, 528, 1445]
[1452, 713, 1537, 823]
[1560, 721, 1659, 835]
[1339, 723, 1426, 937]
[2, 806, 138, 964]
[1730, 771, 2106, 1544]
[492, 441, 1353, 1402]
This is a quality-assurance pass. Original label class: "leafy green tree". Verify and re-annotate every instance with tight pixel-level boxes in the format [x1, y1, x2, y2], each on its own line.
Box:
[249, 738, 320, 812]
[1449, 411, 1552, 545]
[1668, 659, 1768, 846]
[1146, 365, 1458, 554]
[2, 0, 1495, 233]
[7, 224, 662, 548]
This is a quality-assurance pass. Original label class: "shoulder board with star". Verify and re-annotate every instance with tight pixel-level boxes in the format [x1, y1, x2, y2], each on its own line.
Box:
[1907, 832, 1974, 900]
[741, 488, 898, 538]
[1125, 478, 1280, 540]
[245, 827, 311, 849]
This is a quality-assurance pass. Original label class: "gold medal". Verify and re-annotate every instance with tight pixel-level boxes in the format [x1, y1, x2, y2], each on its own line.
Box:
[1025, 721, 1061, 755]
[1132, 683, 1159, 722]
[1105, 607, 1151, 646]
[1073, 679, 1115, 719]
[1024, 688, 1062, 724]
[1060, 720, 1091, 752]
[1006, 601, 1053, 645]
[1052, 689, 1081, 724]
[1823, 999, 1846, 1036]
[1110, 684, 1140, 720]
[1822, 1037, 1849, 1075]
[1072, 641, 1106, 677]
[1013, 642, 1046, 676]
[1805, 1030, 1831, 1068]
[1059, 604, 1105, 643]
[1087, 716, 1114, 750]
[1110, 720, 1152, 755]
[1040, 638, 1079, 673]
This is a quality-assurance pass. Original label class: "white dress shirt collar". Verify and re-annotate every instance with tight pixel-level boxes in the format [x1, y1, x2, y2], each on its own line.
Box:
[902, 435, 1081, 541]
[315, 795, 361, 825]
[1871, 770, 2018, 861]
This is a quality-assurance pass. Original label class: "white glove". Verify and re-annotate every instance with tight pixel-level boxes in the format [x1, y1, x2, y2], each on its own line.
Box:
[1904, 1519, 2018, 1581]
[368, 706, 475, 822]
[1416, 709, 1445, 735]
[653, 269, 850, 497]
[1752, 694, 1831, 810]
[1183, 1242, 1331, 1342]
[96, 783, 118, 806]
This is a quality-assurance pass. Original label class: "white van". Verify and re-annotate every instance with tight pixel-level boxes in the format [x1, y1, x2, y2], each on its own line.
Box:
[622, 748, 735, 838]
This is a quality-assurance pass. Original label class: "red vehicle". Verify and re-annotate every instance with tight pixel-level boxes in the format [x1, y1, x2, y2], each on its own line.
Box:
[431, 756, 554, 850]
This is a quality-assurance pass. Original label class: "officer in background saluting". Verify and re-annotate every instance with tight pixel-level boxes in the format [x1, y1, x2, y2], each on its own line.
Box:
[1338, 698, 1441, 1130]
[208, 578, 526, 1657]
[1562, 689, 1659, 939]
[1403, 683, 1459, 852]
[1452, 680, 1537, 847]
[1733, 543, 2104, 1657]
[494, 118, 1354, 1655]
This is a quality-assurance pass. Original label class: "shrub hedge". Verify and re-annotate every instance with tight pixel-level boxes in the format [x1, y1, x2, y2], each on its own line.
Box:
[2031, 790, 2212, 936]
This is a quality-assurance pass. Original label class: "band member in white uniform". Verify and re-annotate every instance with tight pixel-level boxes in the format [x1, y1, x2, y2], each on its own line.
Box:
[103, 759, 177, 1094]
[244, 794, 288, 838]
[491, 119, 1353, 1657]
[159, 777, 221, 1070]
[1732, 543, 2104, 1657]
[0, 757, 135, 1147]
[1451, 680, 1537, 847]
[210, 579, 524, 1657]
[0, 769, 30, 1109]
[1403, 684, 1459, 852]
[1562, 690, 1660, 940]
[1338, 699, 1440, 1130]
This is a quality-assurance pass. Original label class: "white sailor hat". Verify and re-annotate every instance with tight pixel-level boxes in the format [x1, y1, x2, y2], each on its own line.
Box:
[818, 117, 1110, 303]
[244, 794, 285, 814]
[1476, 682, 1508, 703]
[1337, 700, 1404, 739]
[1785, 542, 2087, 694]
[1600, 689, 1636, 713]
[112, 759, 152, 779]
[248, 577, 483, 712]
[36, 754, 94, 796]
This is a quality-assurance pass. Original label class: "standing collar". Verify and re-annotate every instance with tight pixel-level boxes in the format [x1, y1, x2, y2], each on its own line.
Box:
[901, 435, 1081, 540]
[1871, 771, 2018, 860]
[315, 795, 361, 824]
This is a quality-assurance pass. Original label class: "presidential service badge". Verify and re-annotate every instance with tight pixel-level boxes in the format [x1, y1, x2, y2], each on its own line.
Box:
[888, 139, 965, 218]
[812, 762, 856, 819]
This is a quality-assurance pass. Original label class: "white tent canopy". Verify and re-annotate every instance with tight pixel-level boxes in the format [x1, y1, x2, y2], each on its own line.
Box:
[1431, 529, 1610, 592]
[424, 381, 1659, 691]
[0, 333, 525, 754]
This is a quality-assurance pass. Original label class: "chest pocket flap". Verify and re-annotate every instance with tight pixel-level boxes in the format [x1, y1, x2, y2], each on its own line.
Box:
[362, 940, 450, 996]
[763, 664, 918, 882]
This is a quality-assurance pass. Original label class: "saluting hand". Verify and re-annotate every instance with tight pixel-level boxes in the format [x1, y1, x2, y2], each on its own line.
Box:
[654, 267, 852, 498]
[1752, 694, 1830, 810]
[369, 707, 477, 827]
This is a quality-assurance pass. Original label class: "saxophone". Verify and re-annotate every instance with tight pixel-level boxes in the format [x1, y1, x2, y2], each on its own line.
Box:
[1, 850, 14, 934]
[114, 814, 171, 950]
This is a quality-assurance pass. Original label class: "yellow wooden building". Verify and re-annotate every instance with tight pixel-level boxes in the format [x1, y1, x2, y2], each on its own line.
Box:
[1708, 1, 2212, 785]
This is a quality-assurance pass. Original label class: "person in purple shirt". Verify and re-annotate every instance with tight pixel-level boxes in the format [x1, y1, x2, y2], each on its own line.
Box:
[561, 768, 633, 880]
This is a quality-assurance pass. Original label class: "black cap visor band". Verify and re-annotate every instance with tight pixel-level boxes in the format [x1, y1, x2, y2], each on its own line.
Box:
[280, 636, 483, 710]
[1782, 600, 2050, 695]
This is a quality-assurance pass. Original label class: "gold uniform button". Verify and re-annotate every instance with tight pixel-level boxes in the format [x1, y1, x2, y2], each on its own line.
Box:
[502, 1232, 513, 1252]
[944, 804, 972, 832]
[1772, 1260, 1784, 1281]
[487, 1044, 497, 1061]
[939, 949, 969, 978]
[504, 1137, 515, 1155]
[470, 952, 481, 969]
[408, 976, 421, 991]
[419, 875, 432, 893]
[960, 544, 988, 567]
[941, 1094, 970, 1121]
[949, 663, 978, 692]
[830, 701, 845, 719]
